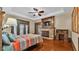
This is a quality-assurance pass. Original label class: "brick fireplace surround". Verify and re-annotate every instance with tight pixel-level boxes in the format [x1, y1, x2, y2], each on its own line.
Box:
[56, 29, 68, 42]
[41, 29, 54, 39]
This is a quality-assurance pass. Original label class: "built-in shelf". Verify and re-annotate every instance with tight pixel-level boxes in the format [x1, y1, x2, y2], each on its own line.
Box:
[42, 16, 55, 29]
[41, 16, 55, 39]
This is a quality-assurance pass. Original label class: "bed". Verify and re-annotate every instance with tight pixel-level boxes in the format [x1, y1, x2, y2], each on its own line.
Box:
[2, 34, 43, 51]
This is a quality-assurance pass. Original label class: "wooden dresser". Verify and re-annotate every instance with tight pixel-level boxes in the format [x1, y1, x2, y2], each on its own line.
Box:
[0, 11, 5, 51]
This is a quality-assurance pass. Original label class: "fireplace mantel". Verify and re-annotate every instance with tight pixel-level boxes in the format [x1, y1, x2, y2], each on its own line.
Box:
[41, 28, 54, 31]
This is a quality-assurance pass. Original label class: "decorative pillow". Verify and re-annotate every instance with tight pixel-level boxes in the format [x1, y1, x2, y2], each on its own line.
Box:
[8, 33, 17, 42]
[2, 32, 10, 45]
[2, 32, 8, 35]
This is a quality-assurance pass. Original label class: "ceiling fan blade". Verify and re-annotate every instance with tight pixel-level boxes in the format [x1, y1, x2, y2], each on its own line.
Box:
[33, 8, 38, 11]
[33, 14, 35, 16]
[39, 11, 44, 13]
[28, 12, 36, 13]
[38, 13, 41, 16]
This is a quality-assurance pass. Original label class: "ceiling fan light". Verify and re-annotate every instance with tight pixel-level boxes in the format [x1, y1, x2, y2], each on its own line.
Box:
[35, 13, 38, 15]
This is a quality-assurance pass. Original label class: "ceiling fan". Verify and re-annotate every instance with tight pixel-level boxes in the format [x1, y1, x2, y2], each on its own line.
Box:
[28, 8, 44, 16]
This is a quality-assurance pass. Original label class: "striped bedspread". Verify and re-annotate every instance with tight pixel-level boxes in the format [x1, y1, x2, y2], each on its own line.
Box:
[3, 34, 43, 51]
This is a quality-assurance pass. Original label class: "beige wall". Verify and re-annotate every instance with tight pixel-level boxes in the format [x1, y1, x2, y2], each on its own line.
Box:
[29, 20, 35, 34]
[55, 13, 72, 38]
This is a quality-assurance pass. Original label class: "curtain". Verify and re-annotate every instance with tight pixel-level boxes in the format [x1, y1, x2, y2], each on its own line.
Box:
[14, 25, 17, 35]
[20, 24, 24, 35]
[26, 25, 28, 34]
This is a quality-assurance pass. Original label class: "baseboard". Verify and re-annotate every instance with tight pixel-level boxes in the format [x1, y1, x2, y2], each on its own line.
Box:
[68, 38, 72, 42]
[70, 38, 77, 51]
[72, 42, 77, 51]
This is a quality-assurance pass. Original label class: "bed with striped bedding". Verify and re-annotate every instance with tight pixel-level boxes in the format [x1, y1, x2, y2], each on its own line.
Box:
[3, 34, 43, 51]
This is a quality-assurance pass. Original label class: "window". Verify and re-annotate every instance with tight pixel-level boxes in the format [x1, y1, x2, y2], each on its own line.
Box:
[17, 19, 29, 35]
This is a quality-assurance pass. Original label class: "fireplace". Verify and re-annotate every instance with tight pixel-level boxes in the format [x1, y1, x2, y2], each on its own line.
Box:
[59, 34, 64, 40]
[42, 31, 49, 37]
[56, 29, 68, 42]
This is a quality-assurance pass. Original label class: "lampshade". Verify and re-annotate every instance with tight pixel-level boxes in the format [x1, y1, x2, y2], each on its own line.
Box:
[6, 18, 17, 26]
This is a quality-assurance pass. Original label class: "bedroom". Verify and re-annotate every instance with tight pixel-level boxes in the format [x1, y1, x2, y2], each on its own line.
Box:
[0, 7, 79, 51]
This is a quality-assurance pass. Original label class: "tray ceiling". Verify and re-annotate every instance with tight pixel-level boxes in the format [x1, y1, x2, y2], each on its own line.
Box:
[3, 7, 73, 20]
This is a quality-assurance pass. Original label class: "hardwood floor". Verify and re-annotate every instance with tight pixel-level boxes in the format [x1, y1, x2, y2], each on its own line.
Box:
[25, 39, 74, 51]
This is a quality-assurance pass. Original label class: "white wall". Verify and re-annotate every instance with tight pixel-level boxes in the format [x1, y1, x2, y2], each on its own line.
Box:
[72, 32, 79, 51]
